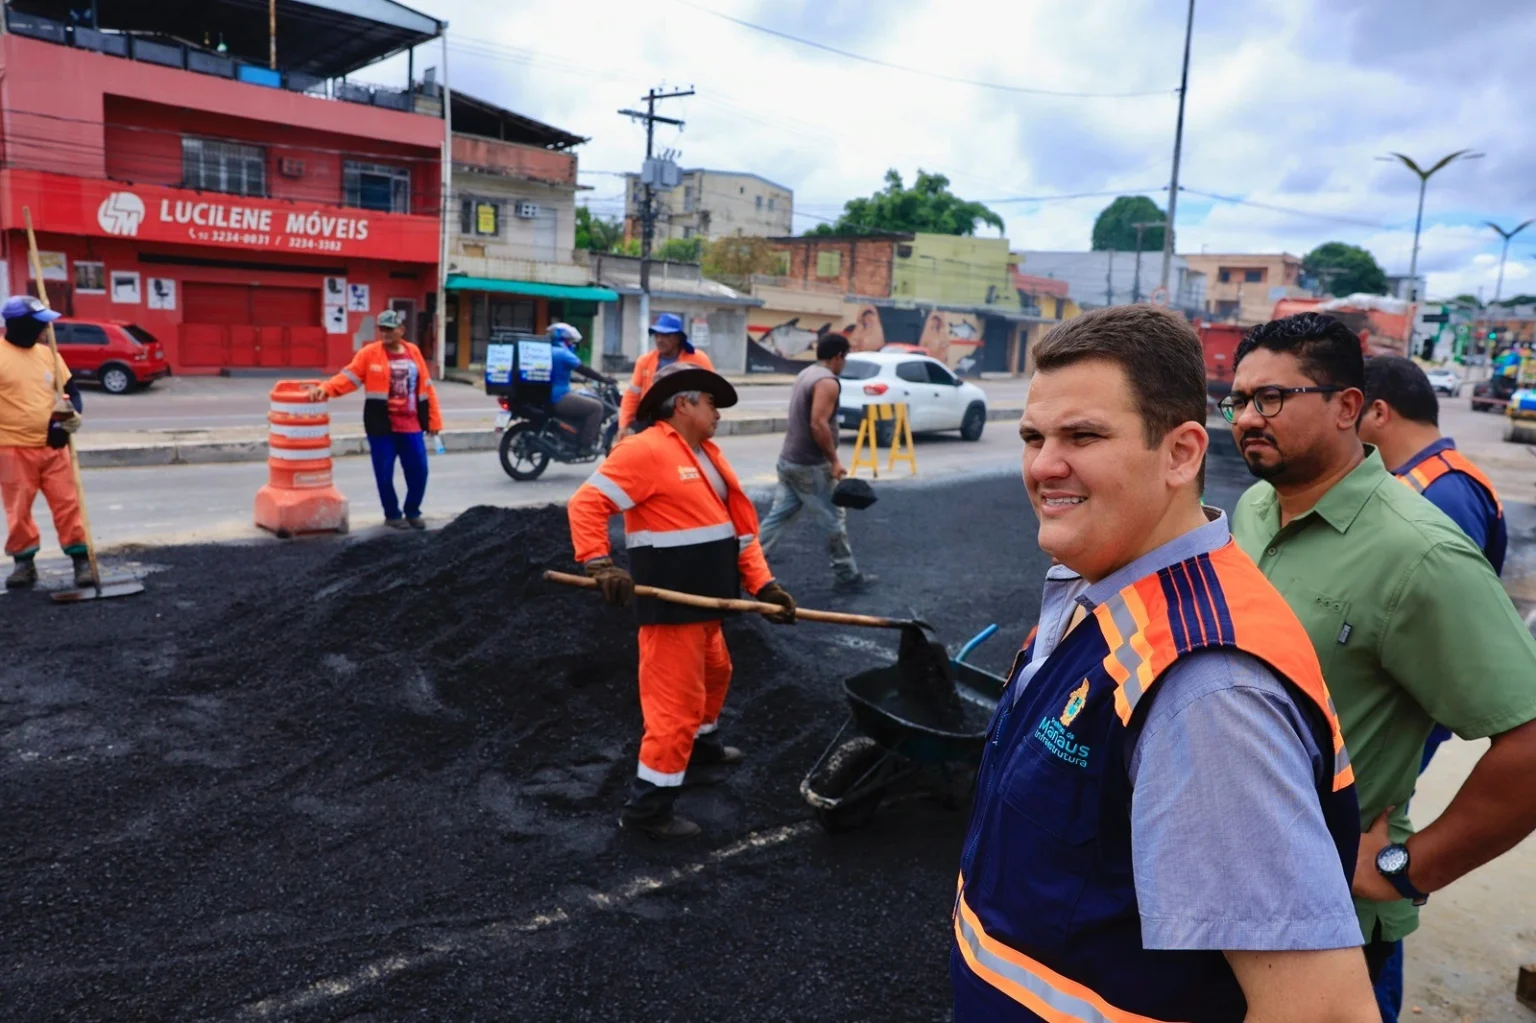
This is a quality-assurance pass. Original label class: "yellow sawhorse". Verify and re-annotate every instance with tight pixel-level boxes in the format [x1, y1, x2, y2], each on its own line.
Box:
[850, 402, 917, 478]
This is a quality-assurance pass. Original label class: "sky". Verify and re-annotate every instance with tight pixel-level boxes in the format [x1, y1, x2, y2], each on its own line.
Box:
[359, 0, 1536, 303]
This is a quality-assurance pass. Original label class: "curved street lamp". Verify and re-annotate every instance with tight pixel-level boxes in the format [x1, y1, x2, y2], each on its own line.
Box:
[1486, 219, 1534, 304]
[1378, 150, 1484, 303]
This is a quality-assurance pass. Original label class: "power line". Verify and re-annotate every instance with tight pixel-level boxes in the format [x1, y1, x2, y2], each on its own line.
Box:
[1179, 187, 1398, 229]
[668, 0, 1177, 99]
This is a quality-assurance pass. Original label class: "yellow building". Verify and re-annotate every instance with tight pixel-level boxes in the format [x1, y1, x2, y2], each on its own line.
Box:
[892, 234, 1020, 309]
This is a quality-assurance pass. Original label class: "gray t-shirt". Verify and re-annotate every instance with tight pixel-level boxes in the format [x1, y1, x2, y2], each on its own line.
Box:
[1019, 513, 1361, 952]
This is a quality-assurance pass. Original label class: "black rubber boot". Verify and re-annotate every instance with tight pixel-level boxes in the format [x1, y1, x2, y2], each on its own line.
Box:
[6, 558, 37, 590]
[619, 779, 700, 839]
[691, 734, 744, 766]
[71, 554, 94, 589]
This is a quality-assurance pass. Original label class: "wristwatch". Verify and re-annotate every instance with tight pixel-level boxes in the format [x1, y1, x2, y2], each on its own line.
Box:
[1375, 843, 1429, 905]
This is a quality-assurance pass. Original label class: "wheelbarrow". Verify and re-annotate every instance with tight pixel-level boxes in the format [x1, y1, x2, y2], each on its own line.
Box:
[800, 624, 1008, 833]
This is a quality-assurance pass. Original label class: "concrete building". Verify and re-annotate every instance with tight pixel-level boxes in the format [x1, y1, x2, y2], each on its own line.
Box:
[0, 0, 446, 374]
[1183, 252, 1309, 324]
[443, 92, 615, 371]
[625, 169, 793, 242]
[1384, 273, 1428, 303]
[1012, 251, 1206, 314]
[588, 253, 760, 374]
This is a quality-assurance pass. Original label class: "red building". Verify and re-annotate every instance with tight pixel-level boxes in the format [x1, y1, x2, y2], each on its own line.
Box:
[0, 0, 446, 374]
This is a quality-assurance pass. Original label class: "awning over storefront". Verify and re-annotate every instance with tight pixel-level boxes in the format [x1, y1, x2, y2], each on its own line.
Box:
[445, 275, 617, 302]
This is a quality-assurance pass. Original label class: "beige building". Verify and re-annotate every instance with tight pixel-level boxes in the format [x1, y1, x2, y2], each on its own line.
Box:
[624, 168, 793, 242]
[1182, 252, 1310, 324]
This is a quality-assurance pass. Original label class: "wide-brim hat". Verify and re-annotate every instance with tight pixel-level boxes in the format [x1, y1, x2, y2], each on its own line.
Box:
[637, 364, 738, 422]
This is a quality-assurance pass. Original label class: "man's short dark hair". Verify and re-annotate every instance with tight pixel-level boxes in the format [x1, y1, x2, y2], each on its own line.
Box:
[1363, 355, 1439, 427]
[1033, 305, 1208, 448]
[1236, 312, 1364, 390]
[817, 332, 851, 361]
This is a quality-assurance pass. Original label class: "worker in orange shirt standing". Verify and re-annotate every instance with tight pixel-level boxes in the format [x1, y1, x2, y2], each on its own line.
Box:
[616, 313, 714, 434]
[569, 363, 796, 839]
[0, 296, 90, 589]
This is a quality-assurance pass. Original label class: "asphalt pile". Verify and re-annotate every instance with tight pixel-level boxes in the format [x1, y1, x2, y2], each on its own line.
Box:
[894, 624, 965, 730]
[2, 473, 1062, 1021]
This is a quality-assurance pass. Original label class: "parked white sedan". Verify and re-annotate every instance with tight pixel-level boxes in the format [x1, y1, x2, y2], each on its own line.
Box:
[1424, 367, 1461, 396]
[837, 352, 989, 443]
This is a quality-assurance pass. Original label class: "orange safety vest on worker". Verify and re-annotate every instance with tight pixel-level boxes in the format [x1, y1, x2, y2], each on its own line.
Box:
[319, 341, 444, 436]
[569, 419, 774, 792]
[617, 347, 715, 433]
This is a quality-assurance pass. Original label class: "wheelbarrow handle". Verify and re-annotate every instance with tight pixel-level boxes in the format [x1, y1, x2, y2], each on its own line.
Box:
[543, 570, 915, 630]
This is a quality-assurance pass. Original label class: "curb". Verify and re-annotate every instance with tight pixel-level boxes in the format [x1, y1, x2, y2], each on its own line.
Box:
[77, 404, 1029, 469]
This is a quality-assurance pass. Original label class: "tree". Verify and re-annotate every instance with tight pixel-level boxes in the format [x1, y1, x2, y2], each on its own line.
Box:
[1302, 242, 1388, 297]
[654, 237, 703, 263]
[1091, 196, 1169, 251]
[807, 169, 1005, 237]
[701, 236, 779, 287]
[1451, 293, 1482, 308]
[575, 206, 623, 252]
[1492, 293, 1536, 307]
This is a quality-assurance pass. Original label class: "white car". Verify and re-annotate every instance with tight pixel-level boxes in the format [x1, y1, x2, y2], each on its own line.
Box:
[1424, 368, 1461, 396]
[837, 352, 989, 443]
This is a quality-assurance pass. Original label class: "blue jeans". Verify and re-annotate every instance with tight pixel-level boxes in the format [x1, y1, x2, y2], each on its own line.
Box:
[367, 432, 428, 520]
[758, 459, 859, 582]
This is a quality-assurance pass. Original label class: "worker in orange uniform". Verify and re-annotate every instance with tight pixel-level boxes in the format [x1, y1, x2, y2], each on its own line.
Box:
[616, 312, 714, 434]
[0, 296, 90, 589]
[569, 363, 797, 839]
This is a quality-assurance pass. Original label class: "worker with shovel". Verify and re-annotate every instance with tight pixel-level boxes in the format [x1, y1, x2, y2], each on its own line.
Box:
[0, 296, 90, 590]
[568, 363, 796, 839]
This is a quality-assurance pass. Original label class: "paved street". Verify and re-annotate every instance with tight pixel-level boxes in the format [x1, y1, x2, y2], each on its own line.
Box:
[78, 373, 1037, 435]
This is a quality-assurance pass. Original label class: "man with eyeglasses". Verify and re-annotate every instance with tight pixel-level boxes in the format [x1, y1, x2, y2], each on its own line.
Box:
[1225, 312, 1536, 1022]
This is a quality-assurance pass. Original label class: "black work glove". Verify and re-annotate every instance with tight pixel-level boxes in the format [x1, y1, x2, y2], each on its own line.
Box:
[46, 422, 69, 449]
[756, 581, 796, 625]
[585, 557, 634, 608]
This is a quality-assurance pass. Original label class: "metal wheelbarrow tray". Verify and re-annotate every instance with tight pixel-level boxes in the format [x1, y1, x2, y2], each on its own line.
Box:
[801, 625, 1007, 832]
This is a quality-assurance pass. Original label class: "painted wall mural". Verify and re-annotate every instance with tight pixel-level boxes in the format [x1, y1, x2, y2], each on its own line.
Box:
[747, 302, 986, 374]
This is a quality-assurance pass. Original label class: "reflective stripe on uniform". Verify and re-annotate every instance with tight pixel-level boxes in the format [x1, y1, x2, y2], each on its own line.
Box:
[737, 533, 755, 551]
[626, 521, 737, 549]
[586, 471, 636, 510]
[1098, 590, 1156, 724]
[269, 423, 330, 440]
[269, 445, 331, 461]
[342, 369, 364, 387]
[636, 762, 686, 787]
[696, 721, 718, 736]
[627, 384, 643, 395]
[954, 889, 1167, 1023]
[270, 400, 326, 416]
[364, 389, 389, 399]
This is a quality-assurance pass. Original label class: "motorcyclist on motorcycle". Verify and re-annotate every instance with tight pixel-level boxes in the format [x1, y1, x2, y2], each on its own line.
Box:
[548, 323, 610, 453]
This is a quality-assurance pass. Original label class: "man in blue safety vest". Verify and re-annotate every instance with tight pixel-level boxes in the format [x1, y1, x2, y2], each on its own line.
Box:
[952, 305, 1378, 1022]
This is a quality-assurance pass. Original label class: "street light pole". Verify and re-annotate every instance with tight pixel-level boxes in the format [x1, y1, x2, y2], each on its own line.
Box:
[1380, 150, 1484, 305]
[1485, 219, 1534, 305]
[1160, 0, 1195, 292]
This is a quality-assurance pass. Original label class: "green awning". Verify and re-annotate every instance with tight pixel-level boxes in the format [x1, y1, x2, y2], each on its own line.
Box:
[445, 275, 618, 302]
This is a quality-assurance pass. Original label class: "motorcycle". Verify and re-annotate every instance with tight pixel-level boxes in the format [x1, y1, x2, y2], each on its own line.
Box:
[495, 377, 622, 481]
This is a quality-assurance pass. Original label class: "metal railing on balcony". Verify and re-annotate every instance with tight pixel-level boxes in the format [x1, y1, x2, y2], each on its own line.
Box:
[5, 9, 435, 115]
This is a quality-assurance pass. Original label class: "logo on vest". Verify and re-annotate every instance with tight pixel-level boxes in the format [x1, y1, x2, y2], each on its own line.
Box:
[1034, 677, 1092, 768]
[677, 466, 701, 481]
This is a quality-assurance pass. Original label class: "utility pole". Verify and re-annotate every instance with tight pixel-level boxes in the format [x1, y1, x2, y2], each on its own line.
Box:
[1485, 219, 1533, 305]
[1132, 221, 1164, 303]
[1160, 0, 1195, 291]
[1105, 249, 1115, 306]
[619, 87, 692, 352]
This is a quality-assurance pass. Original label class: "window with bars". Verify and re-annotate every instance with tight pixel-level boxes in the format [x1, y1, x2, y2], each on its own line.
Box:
[181, 137, 266, 197]
[344, 161, 411, 213]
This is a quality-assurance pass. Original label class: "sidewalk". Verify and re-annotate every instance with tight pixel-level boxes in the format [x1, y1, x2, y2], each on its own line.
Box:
[76, 405, 1029, 468]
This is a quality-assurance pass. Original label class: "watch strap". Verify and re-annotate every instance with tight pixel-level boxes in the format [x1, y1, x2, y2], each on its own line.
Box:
[1383, 868, 1429, 906]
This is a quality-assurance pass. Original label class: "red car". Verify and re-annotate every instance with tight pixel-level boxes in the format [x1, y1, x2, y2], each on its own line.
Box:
[54, 318, 171, 394]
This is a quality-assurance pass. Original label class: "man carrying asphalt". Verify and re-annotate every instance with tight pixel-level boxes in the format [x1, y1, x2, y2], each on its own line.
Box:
[568, 363, 796, 840]
[616, 313, 713, 434]
[759, 332, 874, 593]
[1356, 355, 1511, 1020]
[1225, 312, 1536, 1018]
[0, 296, 91, 589]
[954, 305, 1375, 1023]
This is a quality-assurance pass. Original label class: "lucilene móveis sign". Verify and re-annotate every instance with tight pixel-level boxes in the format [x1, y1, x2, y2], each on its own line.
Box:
[3, 169, 438, 263]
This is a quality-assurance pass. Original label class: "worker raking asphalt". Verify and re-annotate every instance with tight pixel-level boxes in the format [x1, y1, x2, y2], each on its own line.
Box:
[1, 472, 1082, 1020]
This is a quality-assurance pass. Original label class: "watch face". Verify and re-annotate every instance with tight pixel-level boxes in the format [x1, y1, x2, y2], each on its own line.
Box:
[1377, 844, 1410, 875]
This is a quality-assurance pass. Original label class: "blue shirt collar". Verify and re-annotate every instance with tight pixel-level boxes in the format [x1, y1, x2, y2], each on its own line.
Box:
[1392, 436, 1455, 475]
[1077, 508, 1231, 610]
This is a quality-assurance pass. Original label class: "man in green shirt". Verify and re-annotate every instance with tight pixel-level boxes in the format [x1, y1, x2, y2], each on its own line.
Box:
[1223, 311, 1536, 997]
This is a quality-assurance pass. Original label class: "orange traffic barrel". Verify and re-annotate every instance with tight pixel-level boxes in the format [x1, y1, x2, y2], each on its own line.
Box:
[254, 380, 349, 537]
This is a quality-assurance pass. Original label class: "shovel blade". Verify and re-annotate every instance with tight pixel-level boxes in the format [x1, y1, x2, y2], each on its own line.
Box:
[49, 579, 146, 603]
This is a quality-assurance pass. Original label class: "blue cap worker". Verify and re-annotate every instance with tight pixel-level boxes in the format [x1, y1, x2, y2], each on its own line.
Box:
[617, 313, 714, 434]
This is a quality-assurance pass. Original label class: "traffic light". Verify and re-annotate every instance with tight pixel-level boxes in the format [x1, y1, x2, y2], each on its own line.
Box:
[1489, 329, 1499, 343]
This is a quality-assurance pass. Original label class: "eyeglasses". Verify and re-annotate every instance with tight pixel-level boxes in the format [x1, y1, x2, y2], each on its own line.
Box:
[1218, 385, 1343, 423]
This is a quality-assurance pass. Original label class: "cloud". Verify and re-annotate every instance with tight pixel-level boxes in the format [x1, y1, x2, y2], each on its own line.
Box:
[358, 0, 1536, 301]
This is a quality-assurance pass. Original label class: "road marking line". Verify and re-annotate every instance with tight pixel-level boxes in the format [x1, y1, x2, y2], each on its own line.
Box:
[236, 820, 815, 1020]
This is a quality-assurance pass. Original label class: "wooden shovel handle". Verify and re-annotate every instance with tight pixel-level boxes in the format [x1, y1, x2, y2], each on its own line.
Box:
[543, 570, 911, 630]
